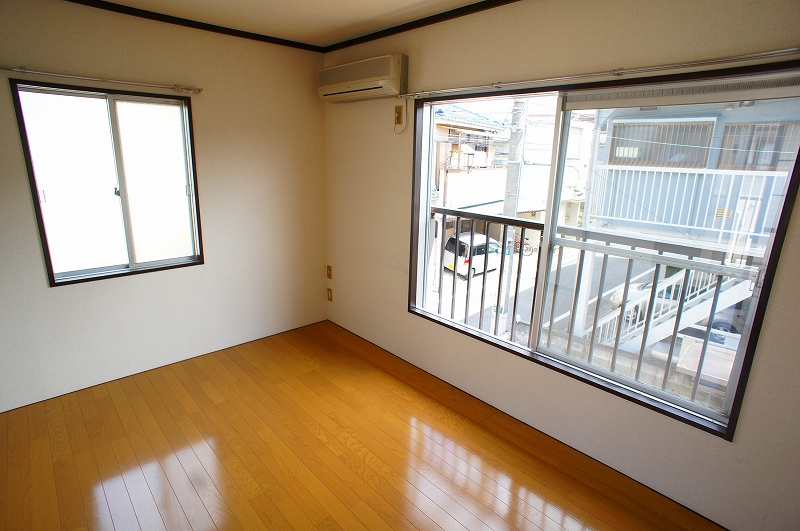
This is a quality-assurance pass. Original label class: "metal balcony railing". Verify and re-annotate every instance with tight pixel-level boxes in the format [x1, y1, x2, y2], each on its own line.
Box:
[424, 207, 543, 347]
[540, 225, 760, 413]
[421, 205, 762, 415]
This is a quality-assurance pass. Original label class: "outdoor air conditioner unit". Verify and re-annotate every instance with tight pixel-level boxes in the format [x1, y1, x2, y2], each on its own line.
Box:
[318, 54, 408, 102]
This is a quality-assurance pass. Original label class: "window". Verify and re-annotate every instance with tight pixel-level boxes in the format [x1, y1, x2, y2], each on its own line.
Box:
[718, 121, 800, 171]
[410, 69, 800, 438]
[10, 81, 203, 285]
[607, 120, 714, 167]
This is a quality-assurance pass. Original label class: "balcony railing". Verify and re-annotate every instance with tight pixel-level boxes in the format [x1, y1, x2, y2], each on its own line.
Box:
[539, 225, 759, 416]
[420, 206, 761, 419]
[422, 207, 543, 347]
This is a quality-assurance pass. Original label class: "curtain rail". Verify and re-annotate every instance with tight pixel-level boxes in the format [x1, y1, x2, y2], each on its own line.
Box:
[0, 66, 202, 94]
[404, 46, 800, 99]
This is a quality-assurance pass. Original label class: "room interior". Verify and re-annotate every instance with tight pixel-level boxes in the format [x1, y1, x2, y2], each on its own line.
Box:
[1, 0, 800, 529]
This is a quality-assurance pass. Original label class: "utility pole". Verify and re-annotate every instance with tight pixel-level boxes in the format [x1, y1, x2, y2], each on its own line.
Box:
[503, 100, 526, 218]
[498, 99, 527, 336]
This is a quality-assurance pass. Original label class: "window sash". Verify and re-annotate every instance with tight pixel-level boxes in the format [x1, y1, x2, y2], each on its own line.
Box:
[539, 110, 758, 426]
[109, 96, 200, 266]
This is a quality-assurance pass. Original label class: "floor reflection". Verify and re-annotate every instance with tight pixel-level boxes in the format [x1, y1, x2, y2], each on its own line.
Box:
[408, 417, 594, 531]
[91, 442, 221, 531]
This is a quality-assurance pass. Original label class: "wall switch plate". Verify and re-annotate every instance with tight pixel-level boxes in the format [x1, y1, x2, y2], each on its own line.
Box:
[327, 288, 333, 302]
[326, 265, 332, 279]
[394, 105, 403, 125]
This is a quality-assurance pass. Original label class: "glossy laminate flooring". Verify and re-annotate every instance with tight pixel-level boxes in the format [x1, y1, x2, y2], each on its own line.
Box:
[0, 321, 725, 531]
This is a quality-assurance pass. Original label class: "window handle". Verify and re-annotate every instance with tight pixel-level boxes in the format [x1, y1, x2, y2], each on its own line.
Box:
[114, 187, 121, 196]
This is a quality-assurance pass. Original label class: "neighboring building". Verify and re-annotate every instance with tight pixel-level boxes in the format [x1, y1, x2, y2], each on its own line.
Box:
[584, 99, 800, 254]
[432, 105, 507, 170]
[430, 104, 509, 242]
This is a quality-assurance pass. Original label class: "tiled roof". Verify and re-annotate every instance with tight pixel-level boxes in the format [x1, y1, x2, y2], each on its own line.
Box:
[434, 105, 508, 131]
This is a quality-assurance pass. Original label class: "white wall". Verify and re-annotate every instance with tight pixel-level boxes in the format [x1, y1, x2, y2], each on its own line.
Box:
[323, 1, 800, 530]
[0, 0, 327, 412]
[2, 0, 800, 528]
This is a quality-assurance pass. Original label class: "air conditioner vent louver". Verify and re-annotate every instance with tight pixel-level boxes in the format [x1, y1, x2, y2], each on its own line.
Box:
[319, 56, 392, 86]
[318, 54, 408, 103]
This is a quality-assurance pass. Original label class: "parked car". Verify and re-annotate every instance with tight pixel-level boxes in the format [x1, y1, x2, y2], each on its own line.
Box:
[682, 304, 744, 345]
[443, 234, 501, 277]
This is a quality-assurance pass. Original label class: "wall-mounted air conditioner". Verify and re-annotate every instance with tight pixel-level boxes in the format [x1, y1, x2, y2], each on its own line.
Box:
[318, 54, 408, 103]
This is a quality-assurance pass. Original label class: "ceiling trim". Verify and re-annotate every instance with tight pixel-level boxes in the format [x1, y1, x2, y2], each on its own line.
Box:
[322, 0, 521, 52]
[63, 0, 325, 52]
[63, 0, 521, 53]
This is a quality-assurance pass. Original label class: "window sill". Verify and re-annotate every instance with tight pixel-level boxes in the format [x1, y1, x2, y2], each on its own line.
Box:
[50, 256, 203, 287]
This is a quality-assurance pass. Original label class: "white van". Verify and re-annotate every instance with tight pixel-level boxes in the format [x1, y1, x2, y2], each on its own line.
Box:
[443, 234, 501, 277]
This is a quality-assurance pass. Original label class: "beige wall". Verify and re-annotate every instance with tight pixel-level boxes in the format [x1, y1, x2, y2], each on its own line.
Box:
[0, 0, 327, 412]
[323, 1, 800, 530]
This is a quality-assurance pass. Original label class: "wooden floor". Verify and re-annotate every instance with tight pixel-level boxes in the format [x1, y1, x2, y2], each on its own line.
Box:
[0, 321, 725, 531]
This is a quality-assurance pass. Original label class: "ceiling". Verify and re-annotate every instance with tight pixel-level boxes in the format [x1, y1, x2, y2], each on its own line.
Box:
[86, 0, 503, 49]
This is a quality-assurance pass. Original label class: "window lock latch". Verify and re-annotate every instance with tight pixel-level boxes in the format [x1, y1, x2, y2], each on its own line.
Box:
[114, 187, 121, 196]
[754, 269, 765, 290]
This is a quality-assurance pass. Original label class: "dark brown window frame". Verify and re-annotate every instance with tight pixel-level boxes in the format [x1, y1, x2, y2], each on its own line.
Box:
[408, 60, 800, 441]
[9, 79, 205, 287]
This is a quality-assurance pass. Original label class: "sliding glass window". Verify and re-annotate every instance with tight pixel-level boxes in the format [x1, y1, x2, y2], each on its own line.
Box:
[11, 81, 203, 285]
[410, 69, 800, 437]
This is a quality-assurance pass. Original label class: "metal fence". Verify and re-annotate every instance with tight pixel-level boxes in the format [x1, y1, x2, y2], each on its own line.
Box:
[422, 206, 763, 415]
[426, 207, 543, 346]
[539, 225, 759, 412]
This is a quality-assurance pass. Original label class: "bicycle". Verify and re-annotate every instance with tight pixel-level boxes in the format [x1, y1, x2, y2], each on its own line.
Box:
[513, 235, 535, 256]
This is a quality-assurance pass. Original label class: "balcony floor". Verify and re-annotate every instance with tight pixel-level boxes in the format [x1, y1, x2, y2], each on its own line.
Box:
[0, 321, 724, 531]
